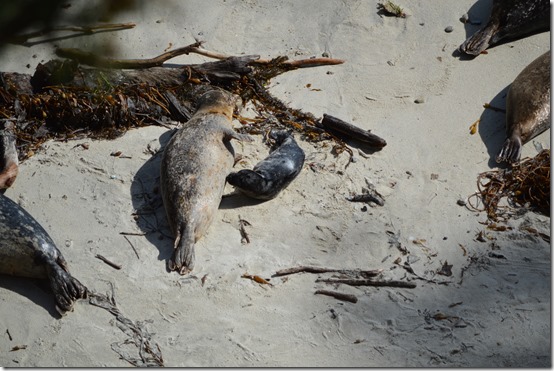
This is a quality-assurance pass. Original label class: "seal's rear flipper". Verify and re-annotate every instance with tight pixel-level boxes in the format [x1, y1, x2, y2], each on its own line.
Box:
[168, 227, 195, 275]
[47, 264, 88, 315]
[496, 136, 522, 164]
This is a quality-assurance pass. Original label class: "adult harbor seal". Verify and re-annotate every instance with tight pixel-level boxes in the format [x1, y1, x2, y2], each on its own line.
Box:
[459, 0, 550, 55]
[160, 89, 250, 275]
[496, 51, 550, 164]
[226, 130, 305, 200]
[0, 193, 88, 314]
[0, 120, 18, 192]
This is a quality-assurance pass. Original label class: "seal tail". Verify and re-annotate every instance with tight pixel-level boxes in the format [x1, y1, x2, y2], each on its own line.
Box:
[496, 135, 522, 164]
[47, 262, 88, 315]
[168, 227, 195, 275]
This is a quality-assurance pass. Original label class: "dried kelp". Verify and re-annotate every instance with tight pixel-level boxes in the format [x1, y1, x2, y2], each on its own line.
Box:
[0, 43, 368, 163]
[468, 149, 550, 222]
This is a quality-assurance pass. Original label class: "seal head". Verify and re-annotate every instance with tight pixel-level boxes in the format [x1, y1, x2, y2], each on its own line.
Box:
[227, 129, 305, 200]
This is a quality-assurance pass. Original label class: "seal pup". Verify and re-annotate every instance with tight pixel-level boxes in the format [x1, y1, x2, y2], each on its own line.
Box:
[496, 51, 550, 163]
[160, 89, 250, 275]
[0, 193, 88, 314]
[226, 129, 305, 200]
[0, 120, 18, 192]
[459, 0, 550, 55]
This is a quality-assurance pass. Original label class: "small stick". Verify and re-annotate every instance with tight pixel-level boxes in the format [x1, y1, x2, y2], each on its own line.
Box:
[123, 235, 140, 260]
[120, 232, 146, 236]
[95, 254, 122, 270]
[238, 215, 251, 244]
[273, 266, 383, 278]
[6, 329, 12, 341]
[10, 345, 27, 352]
[319, 114, 387, 148]
[315, 289, 358, 303]
[316, 278, 416, 288]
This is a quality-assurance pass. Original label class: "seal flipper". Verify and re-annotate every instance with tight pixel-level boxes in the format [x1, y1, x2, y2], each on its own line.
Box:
[169, 226, 195, 275]
[496, 135, 522, 163]
[459, 23, 499, 55]
[46, 262, 88, 315]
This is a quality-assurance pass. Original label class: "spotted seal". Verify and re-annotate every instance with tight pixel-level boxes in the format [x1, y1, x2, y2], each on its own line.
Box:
[0, 193, 88, 314]
[459, 0, 550, 55]
[0, 120, 18, 192]
[226, 130, 305, 200]
[496, 51, 550, 163]
[160, 89, 251, 275]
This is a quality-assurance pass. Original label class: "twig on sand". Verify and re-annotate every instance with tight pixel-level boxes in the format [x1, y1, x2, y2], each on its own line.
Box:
[238, 215, 251, 244]
[273, 266, 383, 278]
[319, 114, 387, 148]
[95, 254, 122, 270]
[123, 235, 140, 260]
[315, 289, 358, 303]
[9, 23, 136, 44]
[316, 278, 417, 289]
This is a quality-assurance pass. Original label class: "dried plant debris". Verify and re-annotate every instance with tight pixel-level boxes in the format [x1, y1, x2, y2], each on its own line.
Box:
[468, 149, 550, 222]
[378, 1, 407, 18]
[0, 42, 365, 163]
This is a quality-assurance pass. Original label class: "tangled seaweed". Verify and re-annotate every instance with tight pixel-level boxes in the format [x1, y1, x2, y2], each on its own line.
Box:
[468, 149, 550, 222]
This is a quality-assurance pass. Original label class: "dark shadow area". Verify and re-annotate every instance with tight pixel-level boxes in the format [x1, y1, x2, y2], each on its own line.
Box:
[130, 129, 175, 265]
[346, 139, 385, 157]
[0, 275, 61, 318]
[453, 0, 493, 59]
[478, 84, 511, 168]
[219, 192, 268, 209]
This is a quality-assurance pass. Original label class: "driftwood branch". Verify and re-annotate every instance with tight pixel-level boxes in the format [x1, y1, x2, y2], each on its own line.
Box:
[315, 289, 358, 303]
[316, 278, 416, 288]
[55, 42, 344, 70]
[273, 266, 383, 278]
[319, 114, 387, 148]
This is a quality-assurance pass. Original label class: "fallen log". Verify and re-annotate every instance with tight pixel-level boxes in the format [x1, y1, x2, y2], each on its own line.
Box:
[319, 114, 387, 148]
[273, 265, 383, 278]
[316, 278, 416, 288]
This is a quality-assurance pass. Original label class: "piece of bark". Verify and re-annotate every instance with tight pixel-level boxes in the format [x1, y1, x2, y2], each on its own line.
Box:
[273, 266, 383, 278]
[316, 278, 416, 288]
[95, 254, 122, 270]
[319, 114, 387, 148]
[315, 289, 358, 303]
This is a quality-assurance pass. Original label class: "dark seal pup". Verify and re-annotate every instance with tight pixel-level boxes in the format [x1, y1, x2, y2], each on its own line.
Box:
[160, 89, 250, 275]
[459, 0, 550, 55]
[0, 120, 18, 192]
[496, 51, 550, 163]
[226, 130, 305, 200]
[0, 193, 88, 314]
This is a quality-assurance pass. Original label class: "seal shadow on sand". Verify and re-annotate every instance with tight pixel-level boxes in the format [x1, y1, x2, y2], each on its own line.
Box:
[0, 276, 60, 317]
[478, 84, 511, 168]
[130, 128, 262, 265]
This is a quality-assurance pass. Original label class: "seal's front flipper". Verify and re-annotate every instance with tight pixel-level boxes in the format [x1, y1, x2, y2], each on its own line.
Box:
[223, 128, 253, 143]
[496, 136, 522, 163]
[459, 24, 499, 55]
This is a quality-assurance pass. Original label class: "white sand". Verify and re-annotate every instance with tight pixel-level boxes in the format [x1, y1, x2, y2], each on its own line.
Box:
[0, 0, 550, 367]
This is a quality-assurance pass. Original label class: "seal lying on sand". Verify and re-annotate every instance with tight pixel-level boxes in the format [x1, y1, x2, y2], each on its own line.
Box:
[160, 89, 250, 275]
[0, 193, 88, 314]
[459, 0, 550, 55]
[0, 120, 18, 192]
[496, 51, 550, 164]
[227, 130, 305, 200]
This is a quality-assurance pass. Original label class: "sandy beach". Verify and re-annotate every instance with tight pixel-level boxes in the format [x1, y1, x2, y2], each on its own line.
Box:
[0, 0, 550, 367]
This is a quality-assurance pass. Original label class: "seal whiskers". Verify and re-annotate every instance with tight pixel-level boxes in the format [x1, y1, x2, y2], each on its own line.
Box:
[160, 89, 250, 275]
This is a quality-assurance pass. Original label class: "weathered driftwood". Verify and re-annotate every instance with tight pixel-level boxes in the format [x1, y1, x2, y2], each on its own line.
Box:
[319, 114, 387, 148]
[273, 265, 383, 278]
[316, 278, 417, 288]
